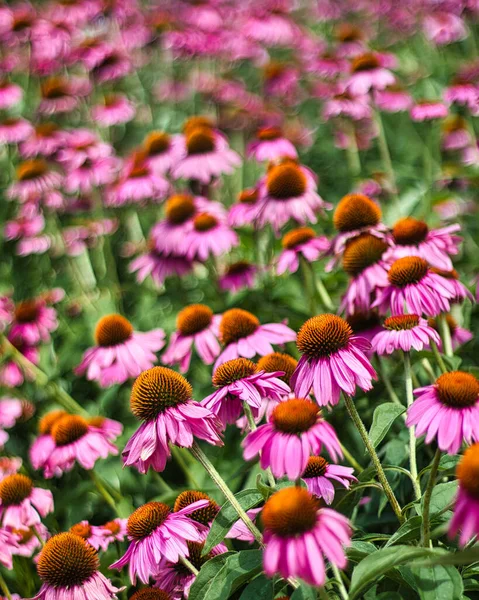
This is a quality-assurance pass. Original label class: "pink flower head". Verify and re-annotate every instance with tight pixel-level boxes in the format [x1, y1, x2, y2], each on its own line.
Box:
[372, 257, 458, 317]
[302, 456, 357, 504]
[0, 527, 19, 569]
[178, 212, 238, 262]
[91, 93, 136, 127]
[142, 131, 186, 175]
[243, 397, 342, 479]
[277, 227, 329, 275]
[0, 457, 22, 479]
[69, 521, 110, 552]
[247, 126, 298, 162]
[57, 128, 113, 169]
[423, 12, 466, 46]
[215, 308, 296, 368]
[20, 122, 66, 158]
[410, 101, 448, 121]
[7, 522, 47, 558]
[75, 314, 165, 388]
[226, 507, 262, 544]
[33, 532, 124, 599]
[372, 314, 441, 355]
[9, 299, 57, 345]
[91, 48, 132, 83]
[162, 304, 221, 373]
[407, 371, 479, 454]
[228, 188, 261, 228]
[0, 80, 22, 109]
[428, 268, 473, 304]
[261, 486, 351, 586]
[444, 77, 479, 112]
[0, 117, 33, 144]
[374, 84, 412, 112]
[8, 159, 62, 202]
[219, 261, 257, 292]
[0, 397, 23, 429]
[38, 76, 91, 114]
[122, 367, 222, 474]
[449, 444, 479, 546]
[291, 314, 377, 406]
[0, 337, 39, 388]
[256, 160, 331, 234]
[384, 217, 461, 271]
[129, 246, 194, 288]
[243, 12, 299, 47]
[346, 53, 395, 95]
[29, 410, 67, 473]
[0, 473, 53, 530]
[322, 87, 372, 121]
[203, 357, 290, 429]
[428, 315, 473, 351]
[98, 519, 128, 550]
[0, 296, 13, 330]
[110, 499, 209, 583]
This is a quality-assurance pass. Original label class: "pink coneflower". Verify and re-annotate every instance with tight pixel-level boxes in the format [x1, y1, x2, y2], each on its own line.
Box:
[291, 314, 376, 406]
[178, 213, 238, 262]
[203, 358, 290, 429]
[0, 457, 22, 479]
[442, 115, 472, 150]
[45, 0, 102, 27]
[91, 49, 132, 83]
[143, 131, 186, 175]
[33, 533, 123, 599]
[261, 487, 351, 586]
[5, 205, 45, 241]
[88, 416, 123, 441]
[407, 371, 479, 454]
[122, 367, 222, 474]
[20, 122, 66, 158]
[91, 93, 136, 127]
[322, 88, 372, 121]
[449, 444, 479, 545]
[243, 397, 342, 479]
[130, 589, 173, 600]
[8, 159, 62, 202]
[9, 299, 57, 345]
[372, 314, 441, 355]
[372, 257, 457, 317]
[263, 61, 300, 103]
[57, 128, 113, 169]
[410, 101, 448, 121]
[0, 474, 53, 530]
[40, 413, 120, 478]
[0, 117, 33, 144]
[277, 227, 329, 275]
[256, 160, 331, 233]
[243, 11, 298, 46]
[162, 304, 221, 373]
[0, 528, 19, 569]
[444, 77, 479, 112]
[215, 308, 296, 368]
[228, 188, 261, 228]
[423, 11, 466, 46]
[17, 235, 51, 257]
[38, 76, 91, 114]
[345, 311, 383, 352]
[428, 315, 473, 351]
[110, 499, 209, 583]
[129, 245, 194, 288]
[0, 397, 23, 429]
[219, 261, 257, 292]
[0, 337, 39, 388]
[29, 411, 67, 473]
[75, 314, 165, 388]
[7, 522, 48, 558]
[173, 490, 220, 535]
[98, 519, 127, 549]
[69, 521, 109, 551]
[247, 126, 297, 162]
[0, 80, 22, 109]
[374, 84, 412, 112]
[429, 268, 473, 304]
[0, 296, 13, 330]
[302, 456, 357, 504]
[384, 217, 461, 271]
[172, 126, 241, 183]
[346, 53, 395, 95]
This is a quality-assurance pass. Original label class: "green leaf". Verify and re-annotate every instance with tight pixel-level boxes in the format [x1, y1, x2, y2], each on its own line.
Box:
[384, 516, 423, 547]
[203, 489, 263, 554]
[347, 541, 378, 563]
[420, 547, 479, 566]
[189, 552, 235, 600]
[349, 545, 446, 599]
[418, 481, 457, 517]
[239, 574, 274, 599]
[291, 584, 318, 599]
[411, 564, 463, 599]
[368, 403, 406, 449]
[200, 550, 263, 600]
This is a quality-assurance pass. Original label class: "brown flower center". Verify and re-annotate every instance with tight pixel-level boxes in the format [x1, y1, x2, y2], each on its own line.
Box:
[41, 77, 70, 99]
[264, 61, 285, 81]
[183, 116, 214, 136]
[336, 23, 363, 42]
[128, 151, 149, 178]
[12, 527, 35, 544]
[282, 227, 316, 250]
[303, 456, 329, 478]
[127, 502, 171, 539]
[16, 159, 48, 181]
[37, 533, 99, 587]
[0, 474, 33, 506]
[165, 194, 196, 225]
[104, 520, 121, 535]
[94, 314, 134, 347]
[342, 233, 388, 276]
[436, 371, 479, 408]
[174, 490, 219, 525]
[388, 257, 428, 287]
[457, 444, 479, 499]
[272, 398, 319, 434]
[333, 194, 381, 233]
[266, 163, 307, 200]
[392, 217, 429, 245]
[51, 415, 89, 446]
[351, 53, 381, 72]
[39, 410, 68, 435]
[297, 314, 352, 359]
[213, 358, 258, 387]
[193, 213, 218, 232]
[219, 308, 260, 345]
[70, 523, 92, 540]
[428, 314, 457, 334]
[88, 416, 106, 428]
[238, 189, 258, 205]
[384, 314, 420, 331]
[130, 367, 192, 421]
[257, 352, 298, 385]
[144, 131, 171, 156]
[346, 311, 380, 333]
[177, 304, 213, 336]
[257, 126, 283, 141]
[131, 589, 172, 600]
[186, 128, 216, 155]
[14, 300, 39, 323]
[225, 261, 252, 276]
[262, 487, 319, 537]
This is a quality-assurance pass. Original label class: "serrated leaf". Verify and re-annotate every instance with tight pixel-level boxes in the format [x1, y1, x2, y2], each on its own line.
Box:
[369, 403, 406, 449]
[189, 552, 235, 600]
[239, 574, 274, 599]
[411, 564, 463, 599]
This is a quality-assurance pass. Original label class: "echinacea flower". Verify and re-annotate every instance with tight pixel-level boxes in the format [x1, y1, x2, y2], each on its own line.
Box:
[122, 367, 222, 474]
[0, 117, 33, 144]
[38, 76, 91, 114]
[406, 371, 479, 454]
[110, 499, 209, 584]
[91, 93, 136, 126]
[449, 443, 479, 546]
[0, 397, 23, 429]
[228, 188, 260, 228]
[69, 521, 110, 552]
[428, 315, 473, 351]
[277, 227, 329, 275]
[143, 131, 186, 175]
[423, 11, 466, 46]
[373, 257, 457, 317]
[203, 358, 290, 429]
[372, 314, 441, 355]
[0, 474, 53, 530]
[75, 314, 165, 387]
[162, 304, 221, 372]
[256, 160, 330, 233]
[33, 532, 123, 599]
[129, 246, 194, 288]
[0, 80, 22, 109]
[0, 527, 19, 569]
[346, 53, 395, 95]
[247, 126, 297, 162]
[384, 217, 461, 271]
[291, 314, 376, 406]
[29, 410, 67, 473]
[98, 519, 127, 550]
[374, 84, 412, 112]
[8, 159, 62, 202]
[173, 490, 220, 534]
[91, 49, 132, 83]
[0, 457, 22, 479]
[302, 456, 357, 504]
[9, 299, 57, 345]
[178, 213, 239, 262]
[322, 88, 372, 121]
[428, 268, 473, 304]
[261, 486, 351, 586]
[243, 397, 342, 479]
[219, 261, 257, 292]
[6, 522, 47, 558]
[410, 101, 448, 121]
[215, 308, 296, 368]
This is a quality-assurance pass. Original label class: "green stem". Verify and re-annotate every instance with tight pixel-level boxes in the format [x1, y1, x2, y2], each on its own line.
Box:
[0, 573, 12, 600]
[314, 275, 334, 312]
[374, 109, 399, 206]
[345, 120, 361, 178]
[376, 355, 403, 409]
[90, 471, 121, 517]
[340, 442, 364, 474]
[300, 257, 318, 315]
[438, 314, 453, 358]
[331, 563, 349, 600]
[180, 555, 199, 576]
[430, 341, 448, 374]
[421, 449, 442, 547]
[343, 394, 405, 523]
[242, 403, 276, 488]
[403, 352, 421, 500]
[190, 441, 263, 546]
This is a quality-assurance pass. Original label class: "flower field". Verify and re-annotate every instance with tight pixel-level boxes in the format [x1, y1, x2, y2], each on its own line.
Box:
[0, 1, 479, 598]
